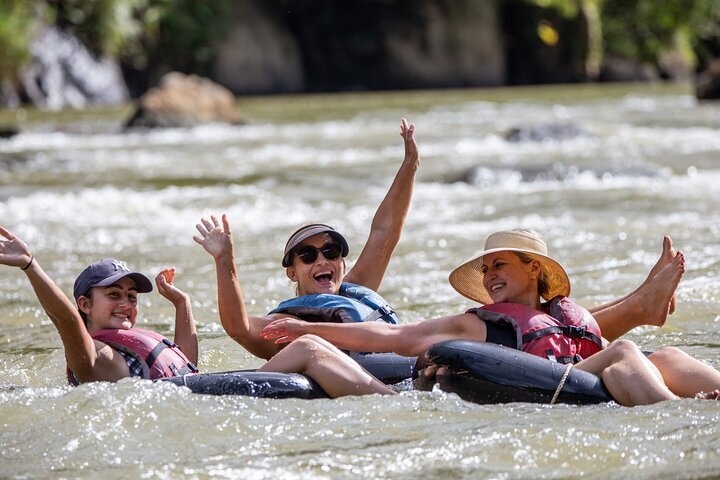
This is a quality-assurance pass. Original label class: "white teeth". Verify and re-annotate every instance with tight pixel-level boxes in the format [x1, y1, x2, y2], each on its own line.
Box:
[314, 271, 332, 280]
[491, 284, 503, 292]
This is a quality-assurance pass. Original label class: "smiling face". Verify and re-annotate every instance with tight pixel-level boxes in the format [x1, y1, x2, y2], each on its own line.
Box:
[480, 251, 541, 308]
[77, 276, 139, 332]
[286, 233, 346, 296]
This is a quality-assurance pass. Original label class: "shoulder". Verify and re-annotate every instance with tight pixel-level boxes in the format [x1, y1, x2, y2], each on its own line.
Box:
[84, 339, 131, 380]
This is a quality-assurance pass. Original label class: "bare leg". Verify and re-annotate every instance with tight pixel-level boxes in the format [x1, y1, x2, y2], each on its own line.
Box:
[592, 250, 684, 342]
[258, 334, 396, 398]
[575, 339, 678, 406]
[648, 347, 720, 398]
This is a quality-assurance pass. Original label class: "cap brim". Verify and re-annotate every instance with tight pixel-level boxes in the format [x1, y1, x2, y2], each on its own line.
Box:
[282, 226, 349, 267]
[94, 272, 153, 293]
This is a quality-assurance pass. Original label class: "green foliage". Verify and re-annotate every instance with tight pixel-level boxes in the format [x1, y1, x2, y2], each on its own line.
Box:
[147, 0, 235, 73]
[0, 0, 44, 80]
[49, 0, 161, 57]
[526, 0, 582, 18]
[3, 0, 720, 94]
[601, 0, 720, 64]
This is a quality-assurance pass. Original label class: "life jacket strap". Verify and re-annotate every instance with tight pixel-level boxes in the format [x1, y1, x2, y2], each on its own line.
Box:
[361, 305, 396, 323]
[179, 362, 199, 374]
[145, 338, 173, 369]
[523, 326, 603, 349]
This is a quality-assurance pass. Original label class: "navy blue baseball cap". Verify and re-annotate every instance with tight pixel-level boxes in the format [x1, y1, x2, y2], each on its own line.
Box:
[73, 258, 153, 300]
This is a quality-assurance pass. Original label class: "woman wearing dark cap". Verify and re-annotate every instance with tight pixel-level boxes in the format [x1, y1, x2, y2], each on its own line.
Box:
[0, 226, 198, 384]
[262, 229, 720, 405]
[195, 117, 688, 399]
[195, 119, 420, 361]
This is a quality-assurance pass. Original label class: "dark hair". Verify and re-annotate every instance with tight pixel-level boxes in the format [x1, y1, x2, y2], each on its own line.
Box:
[77, 289, 93, 327]
[512, 252, 551, 300]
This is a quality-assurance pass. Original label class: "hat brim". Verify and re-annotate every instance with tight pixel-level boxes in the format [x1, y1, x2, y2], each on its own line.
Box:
[449, 247, 570, 305]
[282, 225, 349, 267]
[93, 271, 153, 294]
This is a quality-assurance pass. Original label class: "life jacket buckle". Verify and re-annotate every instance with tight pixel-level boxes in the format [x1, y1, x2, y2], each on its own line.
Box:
[378, 305, 394, 316]
[565, 326, 586, 338]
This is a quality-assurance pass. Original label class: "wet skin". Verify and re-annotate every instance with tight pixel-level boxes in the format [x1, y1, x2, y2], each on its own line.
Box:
[286, 233, 346, 296]
[481, 252, 541, 309]
[77, 277, 139, 332]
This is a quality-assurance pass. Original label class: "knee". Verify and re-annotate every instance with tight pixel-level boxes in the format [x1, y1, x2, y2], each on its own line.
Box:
[284, 334, 327, 356]
[294, 333, 324, 345]
[607, 339, 644, 360]
[649, 346, 686, 364]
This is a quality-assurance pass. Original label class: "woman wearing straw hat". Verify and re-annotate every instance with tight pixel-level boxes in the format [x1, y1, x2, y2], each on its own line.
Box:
[261, 229, 720, 406]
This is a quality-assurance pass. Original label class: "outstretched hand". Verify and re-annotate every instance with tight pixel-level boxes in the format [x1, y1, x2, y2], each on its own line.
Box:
[400, 118, 418, 163]
[193, 214, 234, 259]
[0, 226, 33, 269]
[155, 267, 188, 305]
[260, 318, 310, 344]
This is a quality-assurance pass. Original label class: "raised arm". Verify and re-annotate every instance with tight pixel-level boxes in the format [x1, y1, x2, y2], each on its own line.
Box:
[155, 267, 198, 364]
[0, 226, 119, 381]
[193, 214, 280, 360]
[344, 118, 420, 291]
[261, 312, 486, 357]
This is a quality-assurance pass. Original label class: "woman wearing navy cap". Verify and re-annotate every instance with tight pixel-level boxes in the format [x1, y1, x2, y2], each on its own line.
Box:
[0, 226, 198, 384]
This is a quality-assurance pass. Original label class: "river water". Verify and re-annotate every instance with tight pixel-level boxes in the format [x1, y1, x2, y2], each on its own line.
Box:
[1, 83, 719, 479]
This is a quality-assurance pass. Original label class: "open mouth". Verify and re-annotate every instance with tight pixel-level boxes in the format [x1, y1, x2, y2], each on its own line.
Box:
[313, 272, 333, 283]
[491, 283, 504, 292]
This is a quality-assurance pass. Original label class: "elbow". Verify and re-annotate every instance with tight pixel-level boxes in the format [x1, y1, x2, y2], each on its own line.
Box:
[221, 319, 250, 340]
[385, 326, 418, 357]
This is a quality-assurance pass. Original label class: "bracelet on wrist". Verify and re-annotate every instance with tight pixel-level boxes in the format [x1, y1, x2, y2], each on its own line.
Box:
[21, 256, 34, 271]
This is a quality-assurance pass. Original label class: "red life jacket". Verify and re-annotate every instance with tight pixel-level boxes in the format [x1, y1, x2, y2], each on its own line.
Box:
[67, 328, 198, 385]
[469, 296, 603, 364]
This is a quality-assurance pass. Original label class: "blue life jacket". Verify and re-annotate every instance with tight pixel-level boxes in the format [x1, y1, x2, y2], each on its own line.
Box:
[268, 282, 399, 324]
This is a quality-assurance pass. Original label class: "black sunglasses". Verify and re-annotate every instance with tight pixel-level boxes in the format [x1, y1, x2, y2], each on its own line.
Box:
[294, 243, 343, 264]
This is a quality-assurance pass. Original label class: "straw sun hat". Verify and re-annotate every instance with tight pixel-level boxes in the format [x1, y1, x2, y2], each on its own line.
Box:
[448, 229, 571, 305]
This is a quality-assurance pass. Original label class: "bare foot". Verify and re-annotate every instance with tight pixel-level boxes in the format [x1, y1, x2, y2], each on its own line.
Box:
[695, 389, 720, 400]
[644, 236, 677, 314]
[633, 251, 685, 327]
[646, 236, 676, 278]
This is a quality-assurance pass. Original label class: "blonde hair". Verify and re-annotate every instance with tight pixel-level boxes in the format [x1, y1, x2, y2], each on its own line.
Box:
[513, 251, 552, 300]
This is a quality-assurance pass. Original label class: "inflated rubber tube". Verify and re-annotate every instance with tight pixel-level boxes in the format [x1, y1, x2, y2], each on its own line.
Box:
[422, 340, 614, 405]
[161, 352, 416, 398]
[161, 371, 328, 399]
[349, 351, 416, 385]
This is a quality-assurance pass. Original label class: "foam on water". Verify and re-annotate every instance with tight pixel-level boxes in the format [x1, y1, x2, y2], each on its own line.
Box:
[2, 87, 720, 479]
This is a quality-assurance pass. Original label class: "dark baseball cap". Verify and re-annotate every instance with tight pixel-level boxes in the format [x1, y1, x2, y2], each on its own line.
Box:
[73, 258, 153, 300]
[282, 223, 349, 267]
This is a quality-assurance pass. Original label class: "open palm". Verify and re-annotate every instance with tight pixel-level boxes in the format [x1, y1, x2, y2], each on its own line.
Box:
[193, 214, 234, 259]
[0, 226, 33, 268]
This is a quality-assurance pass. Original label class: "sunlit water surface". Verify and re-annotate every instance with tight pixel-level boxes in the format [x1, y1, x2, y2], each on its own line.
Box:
[1, 84, 720, 479]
